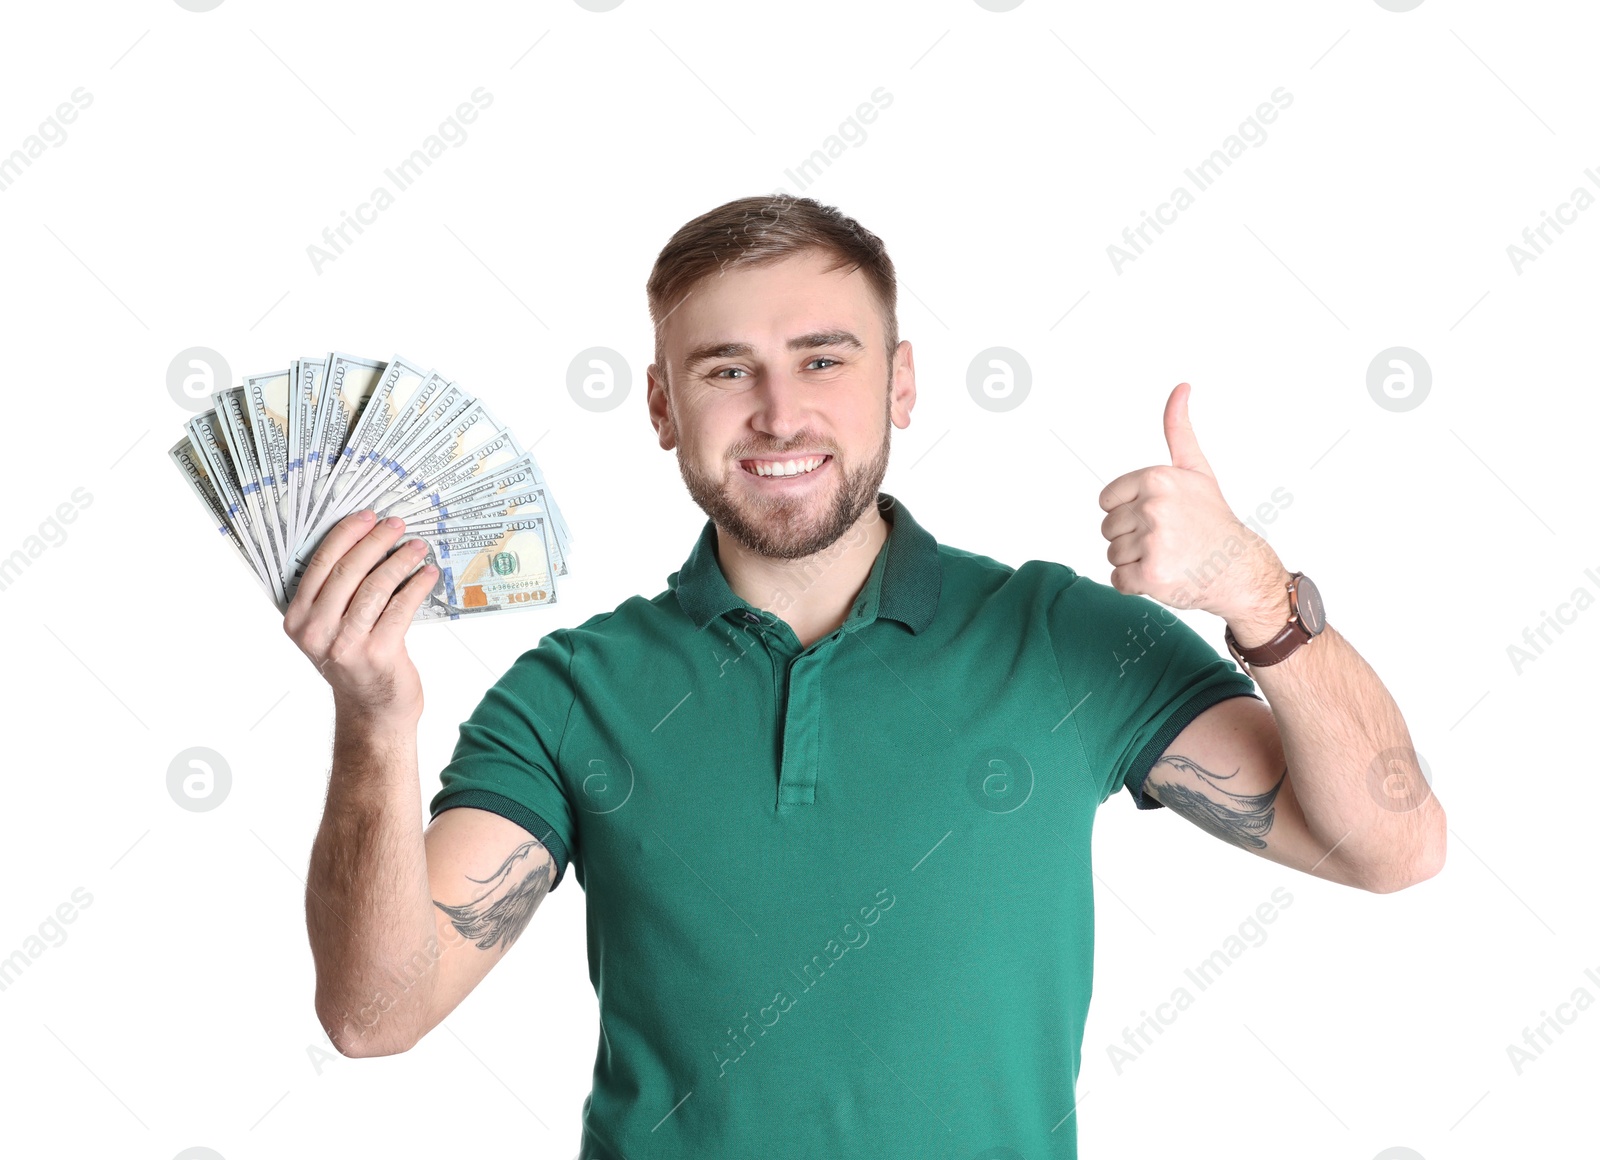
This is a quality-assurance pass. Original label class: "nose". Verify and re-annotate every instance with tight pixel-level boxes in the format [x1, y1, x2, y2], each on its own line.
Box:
[748, 366, 811, 441]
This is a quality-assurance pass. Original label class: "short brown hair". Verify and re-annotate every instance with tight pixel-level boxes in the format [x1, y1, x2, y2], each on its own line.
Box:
[645, 194, 898, 384]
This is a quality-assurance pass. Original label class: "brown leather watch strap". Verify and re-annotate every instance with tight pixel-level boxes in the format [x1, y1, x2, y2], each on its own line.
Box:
[1225, 617, 1311, 668]
[1224, 571, 1322, 670]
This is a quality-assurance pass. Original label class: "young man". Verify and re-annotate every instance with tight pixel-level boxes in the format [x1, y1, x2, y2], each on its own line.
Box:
[286, 195, 1444, 1159]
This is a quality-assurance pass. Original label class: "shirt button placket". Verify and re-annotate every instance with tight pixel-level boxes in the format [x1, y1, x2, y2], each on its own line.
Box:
[777, 629, 840, 810]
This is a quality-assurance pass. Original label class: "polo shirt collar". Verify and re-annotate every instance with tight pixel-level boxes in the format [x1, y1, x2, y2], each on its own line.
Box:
[671, 491, 941, 635]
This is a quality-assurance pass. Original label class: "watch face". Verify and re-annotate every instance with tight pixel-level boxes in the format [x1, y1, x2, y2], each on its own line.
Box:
[1294, 574, 1326, 635]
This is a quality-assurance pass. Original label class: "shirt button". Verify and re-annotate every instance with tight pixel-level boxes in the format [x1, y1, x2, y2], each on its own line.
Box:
[743, 611, 761, 622]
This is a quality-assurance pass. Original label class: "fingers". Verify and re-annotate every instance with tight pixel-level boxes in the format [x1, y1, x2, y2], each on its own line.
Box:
[1100, 505, 1141, 542]
[1106, 534, 1141, 568]
[343, 536, 431, 634]
[370, 557, 440, 644]
[1097, 470, 1145, 513]
[308, 516, 412, 621]
[288, 509, 378, 614]
[1108, 563, 1143, 595]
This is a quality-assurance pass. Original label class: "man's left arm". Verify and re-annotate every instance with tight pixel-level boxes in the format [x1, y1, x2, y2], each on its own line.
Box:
[1098, 383, 1446, 894]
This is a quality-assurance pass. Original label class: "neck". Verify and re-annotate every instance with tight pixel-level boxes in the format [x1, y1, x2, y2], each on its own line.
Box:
[717, 498, 891, 648]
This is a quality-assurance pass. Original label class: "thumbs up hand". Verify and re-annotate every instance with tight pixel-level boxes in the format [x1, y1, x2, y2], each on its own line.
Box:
[1160, 379, 1214, 477]
[1098, 384, 1290, 631]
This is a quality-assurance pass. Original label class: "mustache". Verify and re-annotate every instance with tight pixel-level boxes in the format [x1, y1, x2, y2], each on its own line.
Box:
[733, 448, 834, 458]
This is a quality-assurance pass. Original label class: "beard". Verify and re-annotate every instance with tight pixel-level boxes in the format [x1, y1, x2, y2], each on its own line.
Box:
[675, 386, 893, 561]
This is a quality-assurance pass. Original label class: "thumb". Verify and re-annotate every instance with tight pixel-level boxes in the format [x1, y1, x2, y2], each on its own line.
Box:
[1163, 382, 1212, 474]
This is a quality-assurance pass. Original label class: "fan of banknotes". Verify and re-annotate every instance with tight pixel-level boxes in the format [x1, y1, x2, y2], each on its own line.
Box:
[169, 352, 571, 622]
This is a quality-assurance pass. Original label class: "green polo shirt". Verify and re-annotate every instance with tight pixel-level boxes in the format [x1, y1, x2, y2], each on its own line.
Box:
[430, 491, 1258, 1159]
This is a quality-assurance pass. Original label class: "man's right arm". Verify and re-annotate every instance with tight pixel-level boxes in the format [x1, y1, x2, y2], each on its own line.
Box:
[309, 749, 556, 1056]
[287, 510, 557, 1057]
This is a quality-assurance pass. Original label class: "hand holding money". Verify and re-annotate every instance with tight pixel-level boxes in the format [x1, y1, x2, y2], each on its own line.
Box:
[282, 510, 435, 718]
[169, 351, 573, 624]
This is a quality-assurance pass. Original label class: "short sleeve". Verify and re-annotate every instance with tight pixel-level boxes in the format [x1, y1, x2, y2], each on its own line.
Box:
[429, 628, 579, 889]
[1048, 569, 1259, 810]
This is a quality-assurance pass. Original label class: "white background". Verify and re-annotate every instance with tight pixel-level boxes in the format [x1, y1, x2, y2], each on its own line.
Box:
[0, 1, 1594, 1157]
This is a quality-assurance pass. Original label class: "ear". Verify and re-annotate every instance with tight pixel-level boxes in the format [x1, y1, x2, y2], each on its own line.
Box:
[646, 362, 677, 450]
[890, 339, 916, 430]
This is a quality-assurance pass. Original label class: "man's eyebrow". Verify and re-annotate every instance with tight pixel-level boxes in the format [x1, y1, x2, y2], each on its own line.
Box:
[681, 330, 865, 368]
[788, 329, 864, 353]
[683, 340, 755, 368]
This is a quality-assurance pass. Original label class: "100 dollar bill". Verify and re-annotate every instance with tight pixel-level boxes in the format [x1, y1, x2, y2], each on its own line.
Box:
[169, 436, 275, 600]
[299, 352, 386, 543]
[399, 515, 557, 621]
[403, 473, 568, 578]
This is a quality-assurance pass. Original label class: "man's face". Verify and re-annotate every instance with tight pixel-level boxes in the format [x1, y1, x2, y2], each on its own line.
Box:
[648, 249, 915, 560]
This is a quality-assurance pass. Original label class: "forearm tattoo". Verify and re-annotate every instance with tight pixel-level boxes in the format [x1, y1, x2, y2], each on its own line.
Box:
[433, 839, 553, 951]
[1146, 754, 1286, 850]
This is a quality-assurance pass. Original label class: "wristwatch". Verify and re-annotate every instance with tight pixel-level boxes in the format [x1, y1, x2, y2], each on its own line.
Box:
[1224, 571, 1326, 670]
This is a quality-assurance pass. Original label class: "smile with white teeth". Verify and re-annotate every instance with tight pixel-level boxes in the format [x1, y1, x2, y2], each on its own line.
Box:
[741, 454, 829, 478]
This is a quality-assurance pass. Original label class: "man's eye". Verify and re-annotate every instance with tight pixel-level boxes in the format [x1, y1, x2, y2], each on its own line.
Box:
[711, 367, 748, 380]
[807, 357, 840, 370]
